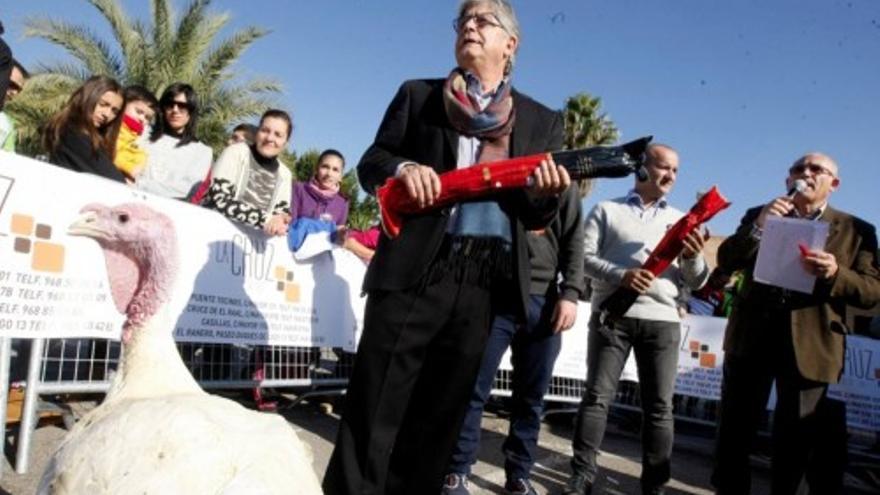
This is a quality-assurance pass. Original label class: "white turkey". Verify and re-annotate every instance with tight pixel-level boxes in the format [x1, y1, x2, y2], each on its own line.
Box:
[38, 202, 323, 494]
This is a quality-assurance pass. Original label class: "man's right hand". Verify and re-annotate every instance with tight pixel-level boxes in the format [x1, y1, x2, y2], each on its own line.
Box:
[398, 164, 441, 208]
[621, 268, 655, 294]
[756, 196, 795, 228]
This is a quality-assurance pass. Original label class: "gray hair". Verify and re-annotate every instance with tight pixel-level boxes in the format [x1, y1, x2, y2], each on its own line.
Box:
[457, 0, 520, 75]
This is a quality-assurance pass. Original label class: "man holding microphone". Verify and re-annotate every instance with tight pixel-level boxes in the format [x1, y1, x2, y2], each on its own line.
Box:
[712, 153, 880, 494]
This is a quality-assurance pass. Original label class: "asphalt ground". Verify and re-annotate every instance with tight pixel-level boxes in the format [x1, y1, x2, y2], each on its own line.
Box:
[2, 393, 877, 494]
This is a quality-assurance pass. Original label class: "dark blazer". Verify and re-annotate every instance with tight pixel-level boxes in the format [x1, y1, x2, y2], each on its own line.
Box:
[357, 78, 564, 317]
[718, 205, 880, 383]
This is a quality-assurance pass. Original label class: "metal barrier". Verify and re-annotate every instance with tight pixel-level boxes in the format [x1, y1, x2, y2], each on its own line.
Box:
[8, 337, 878, 480]
[492, 369, 726, 427]
[12, 338, 355, 474]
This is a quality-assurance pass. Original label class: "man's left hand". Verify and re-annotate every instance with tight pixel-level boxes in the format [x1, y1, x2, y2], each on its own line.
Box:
[552, 299, 578, 334]
[802, 249, 839, 280]
[528, 155, 570, 197]
[681, 228, 709, 259]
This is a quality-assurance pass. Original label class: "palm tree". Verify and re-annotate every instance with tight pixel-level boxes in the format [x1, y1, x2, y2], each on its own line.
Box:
[562, 92, 619, 197]
[7, 0, 280, 156]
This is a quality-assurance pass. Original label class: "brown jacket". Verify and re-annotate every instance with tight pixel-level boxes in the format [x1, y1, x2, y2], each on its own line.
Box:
[718, 205, 880, 383]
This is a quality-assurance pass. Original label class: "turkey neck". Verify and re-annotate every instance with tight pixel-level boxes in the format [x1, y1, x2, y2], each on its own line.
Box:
[110, 241, 202, 400]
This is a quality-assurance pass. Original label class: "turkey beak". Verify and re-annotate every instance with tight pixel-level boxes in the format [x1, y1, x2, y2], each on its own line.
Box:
[68, 211, 107, 240]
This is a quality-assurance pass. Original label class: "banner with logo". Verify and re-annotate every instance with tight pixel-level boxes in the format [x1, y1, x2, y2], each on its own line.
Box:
[673, 314, 726, 400]
[499, 308, 723, 397]
[0, 152, 366, 350]
[828, 335, 880, 431]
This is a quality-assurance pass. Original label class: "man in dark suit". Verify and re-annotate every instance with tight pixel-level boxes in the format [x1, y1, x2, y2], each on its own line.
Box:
[711, 153, 880, 494]
[322, 1, 569, 494]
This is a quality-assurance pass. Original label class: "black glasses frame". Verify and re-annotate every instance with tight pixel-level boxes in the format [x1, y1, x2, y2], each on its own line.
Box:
[452, 13, 503, 33]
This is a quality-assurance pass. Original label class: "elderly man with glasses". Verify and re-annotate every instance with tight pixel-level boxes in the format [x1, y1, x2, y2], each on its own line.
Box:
[711, 153, 880, 494]
[323, 1, 570, 494]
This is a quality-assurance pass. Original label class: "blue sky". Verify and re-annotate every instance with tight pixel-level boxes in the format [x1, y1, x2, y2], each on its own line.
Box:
[4, 0, 879, 234]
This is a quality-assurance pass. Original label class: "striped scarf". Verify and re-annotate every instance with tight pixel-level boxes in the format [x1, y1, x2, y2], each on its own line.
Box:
[433, 69, 516, 288]
[443, 68, 515, 163]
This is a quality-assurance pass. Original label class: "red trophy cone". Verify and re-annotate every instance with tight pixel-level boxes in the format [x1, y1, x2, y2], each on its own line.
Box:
[599, 186, 732, 322]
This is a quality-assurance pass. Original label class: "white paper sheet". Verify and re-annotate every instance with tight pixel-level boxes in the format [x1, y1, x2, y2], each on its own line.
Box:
[292, 231, 335, 260]
[754, 216, 829, 294]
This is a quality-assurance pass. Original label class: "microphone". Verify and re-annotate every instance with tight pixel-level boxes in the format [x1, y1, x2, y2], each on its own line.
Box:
[787, 179, 807, 199]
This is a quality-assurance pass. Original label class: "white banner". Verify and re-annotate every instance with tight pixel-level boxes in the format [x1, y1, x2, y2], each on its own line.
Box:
[674, 314, 726, 401]
[499, 307, 721, 393]
[0, 152, 366, 350]
[828, 335, 880, 431]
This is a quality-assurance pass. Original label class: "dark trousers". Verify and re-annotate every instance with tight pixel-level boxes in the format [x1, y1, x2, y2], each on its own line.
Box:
[448, 294, 562, 481]
[712, 314, 846, 495]
[323, 270, 492, 495]
[571, 313, 681, 492]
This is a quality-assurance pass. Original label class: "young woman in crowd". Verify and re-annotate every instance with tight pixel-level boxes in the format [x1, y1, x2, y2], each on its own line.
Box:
[43, 75, 125, 182]
[202, 109, 293, 234]
[290, 149, 349, 227]
[137, 82, 213, 199]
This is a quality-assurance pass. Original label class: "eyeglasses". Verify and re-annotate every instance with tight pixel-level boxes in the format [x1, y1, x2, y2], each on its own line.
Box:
[789, 163, 835, 177]
[163, 100, 192, 112]
[453, 13, 505, 33]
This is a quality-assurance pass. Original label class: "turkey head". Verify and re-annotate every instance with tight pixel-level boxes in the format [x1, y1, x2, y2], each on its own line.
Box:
[68, 203, 179, 343]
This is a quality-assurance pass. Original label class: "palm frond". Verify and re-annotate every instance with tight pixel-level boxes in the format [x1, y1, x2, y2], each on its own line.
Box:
[171, 0, 225, 78]
[126, 21, 154, 86]
[32, 62, 92, 82]
[16, 0, 281, 159]
[150, 0, 174, 66]
[87, 0, 145, 81]
[24, 18, 123, 77]
[562, 92, 620, 199]
[197, 26, 268, 84]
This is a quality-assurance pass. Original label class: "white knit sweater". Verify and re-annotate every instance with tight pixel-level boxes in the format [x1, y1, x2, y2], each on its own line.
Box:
[584, 195, 709, 322]
[137, 135, 213, 199]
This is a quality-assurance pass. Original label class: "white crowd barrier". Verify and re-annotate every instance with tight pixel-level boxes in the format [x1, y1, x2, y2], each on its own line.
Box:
[500, 308, 880, 432]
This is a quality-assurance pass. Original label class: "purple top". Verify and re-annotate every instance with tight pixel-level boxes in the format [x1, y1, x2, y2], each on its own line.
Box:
[291, 181, 349, 226]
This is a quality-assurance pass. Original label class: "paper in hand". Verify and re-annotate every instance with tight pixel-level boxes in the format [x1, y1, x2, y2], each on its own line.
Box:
[754, 216, 829, 294]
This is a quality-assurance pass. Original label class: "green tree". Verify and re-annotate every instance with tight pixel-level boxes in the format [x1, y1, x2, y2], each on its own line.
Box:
[7, 0, 280, 157]
[562, 92, 619, 197]
[292, 149, 378, 231]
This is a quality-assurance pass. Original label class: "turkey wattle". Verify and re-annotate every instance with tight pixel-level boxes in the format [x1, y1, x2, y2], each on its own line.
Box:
[38, 203, 322, 494]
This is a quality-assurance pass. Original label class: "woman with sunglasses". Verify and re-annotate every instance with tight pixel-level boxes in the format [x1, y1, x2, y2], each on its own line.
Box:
[43, 75, 126, 182]
[136, 82, 213, 200]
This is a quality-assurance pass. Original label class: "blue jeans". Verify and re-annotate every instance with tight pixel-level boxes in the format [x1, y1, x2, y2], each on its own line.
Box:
[571, 313, 680, 492]
[448, 294, 562, 481]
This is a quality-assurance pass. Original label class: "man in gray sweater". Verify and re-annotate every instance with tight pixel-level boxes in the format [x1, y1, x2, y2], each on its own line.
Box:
[443, 183, 585, 495]
[563, 144, 709, 495]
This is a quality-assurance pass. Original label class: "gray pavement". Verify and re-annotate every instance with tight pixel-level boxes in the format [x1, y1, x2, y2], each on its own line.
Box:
[2, 394, 876, 494]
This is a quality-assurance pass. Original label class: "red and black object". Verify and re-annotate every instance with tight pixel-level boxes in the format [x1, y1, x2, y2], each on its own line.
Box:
[376, 136, 652, 238]
[598, 186, 732, 324]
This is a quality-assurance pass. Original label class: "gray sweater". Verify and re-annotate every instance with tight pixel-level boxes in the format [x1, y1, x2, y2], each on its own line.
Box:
[584, 194, 709, 322]
[527, 185, 586, 302]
